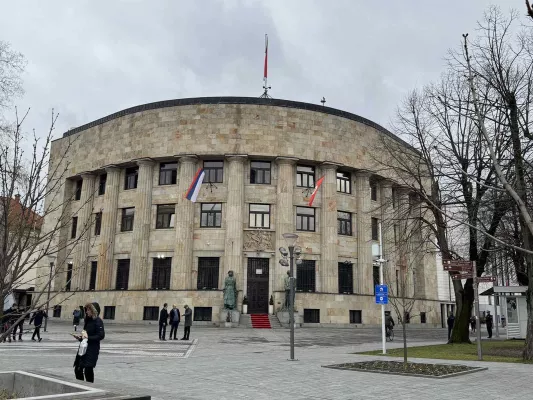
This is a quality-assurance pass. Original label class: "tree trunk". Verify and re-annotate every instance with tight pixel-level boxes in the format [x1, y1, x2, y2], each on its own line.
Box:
[450, 280, 474, 343]
[403, 320, 408, 365]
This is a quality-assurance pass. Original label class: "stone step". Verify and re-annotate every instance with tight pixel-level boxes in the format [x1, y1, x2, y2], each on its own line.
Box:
[268, 314, 283, 329]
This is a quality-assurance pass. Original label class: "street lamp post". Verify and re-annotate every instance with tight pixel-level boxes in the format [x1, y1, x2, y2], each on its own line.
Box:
[43, 262, 53, 332]
[279, 232, 300, 361]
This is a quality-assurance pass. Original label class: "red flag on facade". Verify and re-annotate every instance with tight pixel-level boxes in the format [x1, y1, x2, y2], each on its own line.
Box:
[308, 176, 325, 207]
[264, 34, 268, 83]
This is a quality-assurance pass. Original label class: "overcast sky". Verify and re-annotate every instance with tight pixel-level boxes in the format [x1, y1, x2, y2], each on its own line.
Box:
[0, 0, 524, 140]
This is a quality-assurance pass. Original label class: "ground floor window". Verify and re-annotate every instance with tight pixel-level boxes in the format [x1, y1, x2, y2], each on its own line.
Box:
[53, 305, 62, 318]
[350, 310, 362, 324]
[420, 312, 426, 324]
[304, 308, 320, 323]
[152, 257, 171, 290]
[103, 306, 116, 320]
[193, 307, 213, 321]
[143, 306, 159, 321]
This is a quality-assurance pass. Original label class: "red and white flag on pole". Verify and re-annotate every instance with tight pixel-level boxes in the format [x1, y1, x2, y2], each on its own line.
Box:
[308, 176, 325, 207]
[263, 34, 268, 84]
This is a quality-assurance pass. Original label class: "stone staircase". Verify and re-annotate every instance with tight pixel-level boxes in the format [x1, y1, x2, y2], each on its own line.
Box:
[268, 314, 283, 329]
[250, 314, 271, 329]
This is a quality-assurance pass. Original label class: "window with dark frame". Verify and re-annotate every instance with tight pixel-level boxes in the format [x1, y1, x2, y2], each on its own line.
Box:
[94, 212, 102, 236]
[121, 208, 135, 232]
[143, 306, 159, 321]
[193, 307, 213, 321]
[103, 306, 116, 320]
[98, 174, 106, 195]
[338, 262, 354, 294]
[65, 263, 73, 291]
[296, 206, 315, 232]
[89, 261, 97, 291]
[371, 217, 379, 241]
[156, 204, 175, 229]
[296, 165, 315, 188]
[396, 269, 400, 296]
[249, 204, 270, 228]
[336, 171, 351, 193]
[250, 161, 271, 184]
[124, 167, 138, 190]
[371, 181, 378, 201]
[75, 180, 82, 201]
[53, 305, 62, 318]
[297, 260, 316, 292]
[373, 265, 380, 294]
[420, 312, 427, 324]
[337, 211, 352, 236]
[152, 257, 171, 290]
[350, 310, 362, 324]
[203, 161, 223, 183]
[404, 311, 411, 324]
[200, 203, 222, 228]
[303, 309, 320, 323]
[71, 217, 78, 239]
[116, 259, 130, 290]
[392, 187, 397, 208]
[197, 257, 219, 290]
[159, 162, 177, 185]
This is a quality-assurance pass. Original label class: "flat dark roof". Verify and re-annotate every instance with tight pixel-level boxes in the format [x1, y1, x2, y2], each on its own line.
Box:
[61, 96, 410, 148]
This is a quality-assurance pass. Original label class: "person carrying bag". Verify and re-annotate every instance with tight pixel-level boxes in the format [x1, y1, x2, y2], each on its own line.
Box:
[73, 302, 104, 383]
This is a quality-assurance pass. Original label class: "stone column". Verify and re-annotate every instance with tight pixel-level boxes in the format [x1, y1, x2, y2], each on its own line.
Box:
[224, 155, 246, 293]
[54, 180, 74, 291]
[72, 173, 96, 290]
[172, 156, 197, 290]
[320, 163, 339, 293]
[275, 157, 297, 292]
[380, 181, 395, 290]
[396, 188, 410, 297]
[356, 172, 372, 294]
[130, 159, 154, 289]
[96, 166, 120, 290]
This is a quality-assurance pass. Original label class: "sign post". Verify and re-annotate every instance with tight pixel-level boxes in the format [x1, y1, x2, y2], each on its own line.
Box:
[376, 222, 388, 355]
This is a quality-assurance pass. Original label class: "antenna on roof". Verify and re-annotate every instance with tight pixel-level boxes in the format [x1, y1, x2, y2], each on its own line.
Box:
[260, 34, 272, 98]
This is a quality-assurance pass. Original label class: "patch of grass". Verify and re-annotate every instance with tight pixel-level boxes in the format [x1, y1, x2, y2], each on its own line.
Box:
[0, 389, 18, 399]
[358, 340, 528, 363]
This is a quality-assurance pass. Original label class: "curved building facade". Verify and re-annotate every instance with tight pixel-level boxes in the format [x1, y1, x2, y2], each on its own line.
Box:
[38, 97, 440, 326]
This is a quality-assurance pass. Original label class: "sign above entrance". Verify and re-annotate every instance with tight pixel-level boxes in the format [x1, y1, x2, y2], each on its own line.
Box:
[256, 269, 263, 275]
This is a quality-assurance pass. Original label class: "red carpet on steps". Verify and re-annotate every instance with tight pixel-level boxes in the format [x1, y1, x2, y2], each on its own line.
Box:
[250, 314, 271, 329]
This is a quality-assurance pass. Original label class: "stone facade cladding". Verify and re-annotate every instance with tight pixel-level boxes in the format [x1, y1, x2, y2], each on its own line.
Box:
[38, 97, 441, 326]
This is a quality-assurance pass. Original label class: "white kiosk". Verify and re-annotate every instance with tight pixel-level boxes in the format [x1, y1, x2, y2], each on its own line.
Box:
[493, 286, 528, 340]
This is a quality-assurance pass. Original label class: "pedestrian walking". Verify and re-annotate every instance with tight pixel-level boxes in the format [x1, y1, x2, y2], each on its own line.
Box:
[10, 304, 24, 341]
[470, 316, 476, 333]
[1, 308, 12, 343]
[73, 307, 82, 332]
[486, 311, 493, 339]
[181, 304, 192, 340]
[159, 303, 169, 341]
[447, 312, 455, 341]
[73, 302, 105, 383]
[169, 304, 181, 340]
[30, 307, 48, 342]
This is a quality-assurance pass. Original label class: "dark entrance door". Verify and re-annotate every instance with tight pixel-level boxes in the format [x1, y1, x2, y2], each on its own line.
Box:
[247, 258, 269, 314]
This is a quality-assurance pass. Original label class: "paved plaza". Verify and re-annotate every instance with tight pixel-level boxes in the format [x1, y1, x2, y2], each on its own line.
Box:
[0, 321, 530, 400]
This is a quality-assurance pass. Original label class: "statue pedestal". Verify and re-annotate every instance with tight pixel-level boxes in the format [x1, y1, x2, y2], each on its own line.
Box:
[277, 311, 302, 328]
[220, 310, 240, 327]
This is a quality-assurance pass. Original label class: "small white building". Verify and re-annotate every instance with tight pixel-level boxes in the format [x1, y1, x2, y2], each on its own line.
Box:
[491, 286, 528, 339]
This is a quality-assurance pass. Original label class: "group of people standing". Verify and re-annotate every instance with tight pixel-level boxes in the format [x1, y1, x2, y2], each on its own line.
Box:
[158, 303, 192, 341]
[447, 310, 494, 340]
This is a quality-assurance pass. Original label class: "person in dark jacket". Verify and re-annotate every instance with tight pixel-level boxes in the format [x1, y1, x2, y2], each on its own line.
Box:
[30, 307, 48, 342]
[1, 308, 13, 343]
[181, 304, 192, 340]
[159, 303, 169, 341]
[169, 304, 181, 340]
[73, 302, 105, 383]
[447, 313, 455, 341]
[73, 307, 81, 331]
[10, 304, 24, 341]
[486, 311, 494, 339]
[470, 316, 476, 333]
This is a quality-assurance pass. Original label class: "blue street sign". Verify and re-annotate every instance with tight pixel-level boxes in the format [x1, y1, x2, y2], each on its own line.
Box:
[375, 294, 388, 305]
[375, 284, 388, 295]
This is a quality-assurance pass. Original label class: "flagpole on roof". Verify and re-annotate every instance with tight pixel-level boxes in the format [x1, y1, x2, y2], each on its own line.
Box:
[260, 34, 272, 98]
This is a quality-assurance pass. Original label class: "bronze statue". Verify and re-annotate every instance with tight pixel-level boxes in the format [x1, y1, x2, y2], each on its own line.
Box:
[223, 270, 237, 310]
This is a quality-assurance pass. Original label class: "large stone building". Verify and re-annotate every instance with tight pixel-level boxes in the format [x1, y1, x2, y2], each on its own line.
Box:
[37, 97, 441, 325]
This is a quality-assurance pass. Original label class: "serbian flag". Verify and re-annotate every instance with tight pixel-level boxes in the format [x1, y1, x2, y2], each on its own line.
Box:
[264, 34, 268, 84]
[185, 168, 205, 202]
[308, 176, 325, 207]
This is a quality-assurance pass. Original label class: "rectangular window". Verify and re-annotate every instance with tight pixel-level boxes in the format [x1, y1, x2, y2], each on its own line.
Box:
[337, 211, 352, 236]
[53, 305, 62, 318]
[89, 261, 97, 291]
[396, 269, 400, 295]
[336, 171, 351, 194]
[152, 257, 171, 290]
[71, 217, 78, 239]
[404, 311, 411, 324]
[75, 180, 82, 201]
[116, 259, 130, 290]
[197, 257, 220, 290]
[420, 312, 427, 324]
[296, 165, 315, 188]
[98, 174, 106, 196]
[121, 208, 135, 232]
[65, 263, 73, 291]
[143, 306, 159, 321]
[193, 307, 213, 321]
[303, 309, 320, 323]
[203, 161, 223, 183]
[392, 187, 397, 208]
[338, 262, 354, 294]
[94, 212, 102, 236]
[297, 260, 316, 292]
[394, 225, 398, 245]
[250, 161, 271, 184]
[156, 204, 175, 229]
[373, 265, 380, 294]
[103, 306, 116, 320]
[296, 206, 315, 232]
[249, 204, 270, 228]
[371, 182, 378, 201]
[124, 167, 138, 190]
[371, 217, 379, 241]
[200, 203, 222, 228]
[350, 310, 362, 324]
[159, 162, 177, 185]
